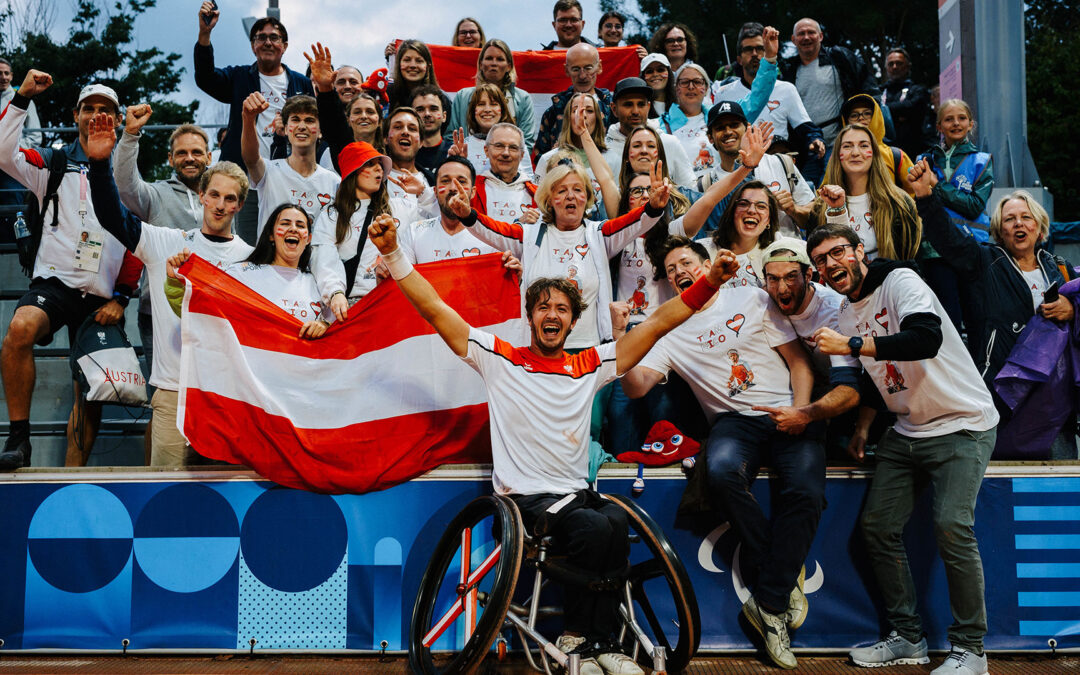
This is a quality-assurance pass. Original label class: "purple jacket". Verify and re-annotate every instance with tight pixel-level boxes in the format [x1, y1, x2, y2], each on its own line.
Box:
[994, 278, 1080, 458]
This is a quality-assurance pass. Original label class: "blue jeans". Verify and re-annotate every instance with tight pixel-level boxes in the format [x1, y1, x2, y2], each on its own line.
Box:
[703, 413, 826, 611]
[860, 426, 995, 652]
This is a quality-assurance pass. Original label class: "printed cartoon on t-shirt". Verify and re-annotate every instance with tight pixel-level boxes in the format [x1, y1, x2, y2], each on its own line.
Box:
[628, 276, 649, 315]
[566, 264, 580, 291]
[884, 360, 907, 394]
[726, 349, 755, 397]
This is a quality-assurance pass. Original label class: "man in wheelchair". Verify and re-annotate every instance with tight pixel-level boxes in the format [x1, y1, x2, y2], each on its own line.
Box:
[367, 167, 738, 674]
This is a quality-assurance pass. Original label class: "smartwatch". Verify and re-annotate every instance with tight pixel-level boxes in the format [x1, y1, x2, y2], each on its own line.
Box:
[848, 336, 863, 358]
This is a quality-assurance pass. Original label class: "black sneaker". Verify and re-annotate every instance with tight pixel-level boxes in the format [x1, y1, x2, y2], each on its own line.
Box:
[0, 437, 32, 471]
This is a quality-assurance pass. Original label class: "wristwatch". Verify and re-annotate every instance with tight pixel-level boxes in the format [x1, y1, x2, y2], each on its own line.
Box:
[848, 336, 863, 358]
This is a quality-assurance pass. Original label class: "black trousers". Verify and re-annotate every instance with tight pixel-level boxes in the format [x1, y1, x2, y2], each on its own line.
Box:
[510, 490, 629, 641]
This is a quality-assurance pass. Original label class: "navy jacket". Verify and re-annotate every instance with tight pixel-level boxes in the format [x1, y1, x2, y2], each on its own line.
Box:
[193, 42, 314, 172]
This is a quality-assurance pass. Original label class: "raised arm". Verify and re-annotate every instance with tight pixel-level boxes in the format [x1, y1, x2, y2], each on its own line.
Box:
[683, 121, 772, 237]
[0, 70, 53, 196]
[616, 248, 739, 374]
[369, 210, 471, 357]
[737, 26, 779, 122]
[85, 113, 145, 252]
[113, 104, 160, 222]
[573, 102, 619, 217]
[909, 158, 985, 274]
[240, 93, 269, 186]
[193, 1, 232, 102]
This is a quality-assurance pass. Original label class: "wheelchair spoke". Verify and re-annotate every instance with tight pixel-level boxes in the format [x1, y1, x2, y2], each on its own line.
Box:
[631, 580, 674, 652]
[629, 557, 664, 582]
[421, 543, 503, 647]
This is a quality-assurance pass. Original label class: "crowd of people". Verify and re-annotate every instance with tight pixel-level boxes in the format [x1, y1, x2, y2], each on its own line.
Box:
[0, 2, 1069, 673]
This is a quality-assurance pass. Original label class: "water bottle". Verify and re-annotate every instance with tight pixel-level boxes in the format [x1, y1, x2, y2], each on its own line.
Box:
[13, 211, 29, 241]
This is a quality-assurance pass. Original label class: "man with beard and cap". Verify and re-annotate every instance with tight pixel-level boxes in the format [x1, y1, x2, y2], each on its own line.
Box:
[471, 123, 539, 224]
[807, 222, 998, 675]
[369, 197, 739, 675]
[397, 156, 521, 274]
[601, 76, 695, 188]
[753, 238, 860, 458]
[620, 235, 822, 670]
[112, 103, 213, 411]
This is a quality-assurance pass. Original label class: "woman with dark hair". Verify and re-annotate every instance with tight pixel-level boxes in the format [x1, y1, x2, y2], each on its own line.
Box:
[451, 17, 485, 48]
[709, 180, 786, 288]
[165, 204, 332, 339]
[311, 142, 418, 320]
[447, 39, 536, 150]
[647, 23, 698, 77]
[387, 39, 440, 111]
[641, 53, 676, 119]
[230, 204, 332, 337]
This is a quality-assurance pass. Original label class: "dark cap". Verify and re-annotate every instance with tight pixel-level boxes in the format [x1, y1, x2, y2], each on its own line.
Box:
[613, 77, 653, 102]
[707, 100, 747, 130]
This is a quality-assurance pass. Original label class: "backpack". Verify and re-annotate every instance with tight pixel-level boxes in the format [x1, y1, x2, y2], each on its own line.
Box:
[16, 147, 67, 277]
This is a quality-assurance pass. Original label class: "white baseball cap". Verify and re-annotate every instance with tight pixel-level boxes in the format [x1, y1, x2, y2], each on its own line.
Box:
[77, 83, 120, 110]
[640, 53, 671, 73]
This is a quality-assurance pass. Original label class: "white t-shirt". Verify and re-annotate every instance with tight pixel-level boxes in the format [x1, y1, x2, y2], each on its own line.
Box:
[1021, 267, 1048, 311]
[398, 217, 500, 264]
[135, 227, 253, 389]
[671, 113, 717, 179]
[463, 328, 618, 495]
[703, 154, 815, 238]
[226, 262, 332, 323]
[254, 159, 341, 237]
[616, 217, 686, 322]
[845, 193, 877, 259]
[257, 72, 289, 159]
[711, 78, 812, 143]
[387, 168, 438, 219]
[699, 241, 764, 289]
[530, 226, 601, 348]
[464, 135, 533, 179]
[310, 197, 418, 302]
[638, 285, 800, 421]
[786, 283, 860, 379]
[838, 267, 999, 437]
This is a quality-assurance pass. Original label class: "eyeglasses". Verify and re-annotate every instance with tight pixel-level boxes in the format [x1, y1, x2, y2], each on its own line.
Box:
[252, 34, 284, 44]
[665, 36, 686, 45]
[811, 244, 855, 268]
[489, 142, 522, 153]
[568, 64, 597, 75]
[848, 110, 873, 122]
[739, 45, 765, 55]
[602, 22, 623, 30]
[457, 29, 480, 37]
[677, 79, 707, 89]
[628, 185, 652, 198]
[734, 199, 769, 213]
[556, 17, 582, 25]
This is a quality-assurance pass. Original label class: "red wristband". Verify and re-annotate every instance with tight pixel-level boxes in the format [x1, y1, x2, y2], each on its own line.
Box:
[680, 275, 719, 311]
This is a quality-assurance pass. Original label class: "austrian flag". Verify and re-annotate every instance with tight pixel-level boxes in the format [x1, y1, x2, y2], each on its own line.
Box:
[175, 254, 521, 493]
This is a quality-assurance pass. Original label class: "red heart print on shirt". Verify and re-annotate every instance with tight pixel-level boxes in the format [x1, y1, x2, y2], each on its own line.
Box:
[575, 243, 590, 258]
[875, 308, 889, 331]
[461, 248, 481, 256]
[726, 313, 746, 336]
[317, 193, 332, 207]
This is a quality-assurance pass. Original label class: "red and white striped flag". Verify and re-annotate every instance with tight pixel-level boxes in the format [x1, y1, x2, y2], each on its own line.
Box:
[175, 253, 521, 493]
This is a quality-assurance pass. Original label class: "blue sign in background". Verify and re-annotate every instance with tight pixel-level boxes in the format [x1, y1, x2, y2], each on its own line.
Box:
[0, 470, 1077, 651]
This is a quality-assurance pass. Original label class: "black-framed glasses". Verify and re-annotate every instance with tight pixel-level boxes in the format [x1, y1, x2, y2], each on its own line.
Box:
[677, 79, 707, 89]
[739, 45, 766, 55]
[734, 199, 769, 213]
[628, 186, 652, 198]
[848, 110, 873, 122]
[252, 34, 284, 44]
[665, 36, 686, 45]
[812, 244, 855, 268]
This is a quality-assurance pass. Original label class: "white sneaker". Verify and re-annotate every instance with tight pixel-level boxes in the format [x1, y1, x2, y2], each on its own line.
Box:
[596, 651, 645, 675]
[849, 631, 930, 667]
[555, 634, 603, 675]
[930, 648, 989, 675]
[743, 596, 797, 669]
[787, 565, 808, 630]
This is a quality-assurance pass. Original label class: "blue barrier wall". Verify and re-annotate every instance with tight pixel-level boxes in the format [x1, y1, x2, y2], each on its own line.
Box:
[0, 466, 1077, 652]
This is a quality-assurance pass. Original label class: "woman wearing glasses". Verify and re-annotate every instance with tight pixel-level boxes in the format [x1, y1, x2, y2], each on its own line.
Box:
[451, 17, 485, 48]
[647, 23, 698, 78]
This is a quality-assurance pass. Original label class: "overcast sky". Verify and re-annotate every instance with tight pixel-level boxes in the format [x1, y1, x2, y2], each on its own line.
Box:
[47, 0, 629, 126]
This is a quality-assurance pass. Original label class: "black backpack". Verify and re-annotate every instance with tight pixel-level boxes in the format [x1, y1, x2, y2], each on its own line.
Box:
[16, 147, 67, 277]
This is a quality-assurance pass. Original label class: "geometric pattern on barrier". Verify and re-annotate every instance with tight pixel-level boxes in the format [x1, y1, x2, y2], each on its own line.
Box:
[236, 548, 348, 649]
[133, 483, 239, 593]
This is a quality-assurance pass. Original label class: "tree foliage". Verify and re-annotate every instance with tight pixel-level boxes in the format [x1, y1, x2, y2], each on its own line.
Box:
[1026, 0, 1079, 220]
[0, 0, 196, 181]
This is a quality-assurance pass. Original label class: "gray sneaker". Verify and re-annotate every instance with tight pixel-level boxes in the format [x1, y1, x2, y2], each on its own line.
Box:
[555, 634, 603, 675]
[743, 596, 797, 669]
[849, 631, 930, 667]
[786, 565, 808, 630]
[930, 648, 988, 675]
[596, 651, 645, 675]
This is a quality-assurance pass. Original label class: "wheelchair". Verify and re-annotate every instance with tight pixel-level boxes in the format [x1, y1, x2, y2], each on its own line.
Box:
[409, 493, 700, 674]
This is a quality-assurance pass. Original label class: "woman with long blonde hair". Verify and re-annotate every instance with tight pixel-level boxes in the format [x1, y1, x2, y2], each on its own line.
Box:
[447, 39, 536, 151]
[809, 124, 921, 261]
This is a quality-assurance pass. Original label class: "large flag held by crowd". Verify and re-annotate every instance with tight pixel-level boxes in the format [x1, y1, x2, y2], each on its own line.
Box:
[176, 254, 522, 493]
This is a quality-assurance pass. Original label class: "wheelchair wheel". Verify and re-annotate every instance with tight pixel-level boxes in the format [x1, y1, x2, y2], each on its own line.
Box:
[409, 495, 524, 674]
[604, 493, 700, 673]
